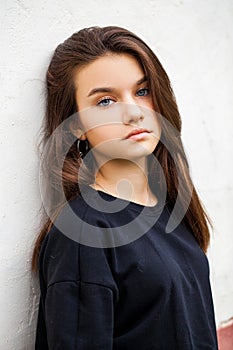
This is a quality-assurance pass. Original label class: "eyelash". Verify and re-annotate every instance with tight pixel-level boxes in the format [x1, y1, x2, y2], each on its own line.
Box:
[96, 88, 150, 107]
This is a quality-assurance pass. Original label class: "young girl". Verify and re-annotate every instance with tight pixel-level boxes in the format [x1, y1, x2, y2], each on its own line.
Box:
[32, 26, 218, 349]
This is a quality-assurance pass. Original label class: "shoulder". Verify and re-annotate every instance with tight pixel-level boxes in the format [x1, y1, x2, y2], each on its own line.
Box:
[39, 191, 118, 293]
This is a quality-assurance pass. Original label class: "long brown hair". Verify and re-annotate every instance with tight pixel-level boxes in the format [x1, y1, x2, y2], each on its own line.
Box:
[32, 25, 213, 271]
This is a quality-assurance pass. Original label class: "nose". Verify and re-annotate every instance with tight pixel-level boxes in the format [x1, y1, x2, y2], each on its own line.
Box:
[122, 102, 144, 125]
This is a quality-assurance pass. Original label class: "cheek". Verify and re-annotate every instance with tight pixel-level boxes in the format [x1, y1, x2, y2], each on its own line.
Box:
[141, 96, 155, 111]
[86, 125, 120, 147]
[79, 108, 121, 135]
[155, 118, 162, 138]
[146, 109, 161, 135]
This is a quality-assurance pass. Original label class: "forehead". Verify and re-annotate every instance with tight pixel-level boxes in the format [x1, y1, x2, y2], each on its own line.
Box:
[74, 53, 144, 93]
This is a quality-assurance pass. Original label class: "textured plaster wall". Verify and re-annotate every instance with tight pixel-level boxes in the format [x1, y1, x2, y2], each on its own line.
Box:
[0, 0, 232, 348]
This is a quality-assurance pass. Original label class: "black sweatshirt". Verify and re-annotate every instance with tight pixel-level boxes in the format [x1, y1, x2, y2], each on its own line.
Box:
[35, 185, 218, 349]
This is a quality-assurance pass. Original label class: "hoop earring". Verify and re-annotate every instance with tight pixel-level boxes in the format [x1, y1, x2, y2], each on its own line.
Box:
[77, 139, 89, 158]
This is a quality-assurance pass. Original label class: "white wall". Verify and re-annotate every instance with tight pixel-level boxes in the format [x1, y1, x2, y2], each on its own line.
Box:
[1, 0, 232, 348]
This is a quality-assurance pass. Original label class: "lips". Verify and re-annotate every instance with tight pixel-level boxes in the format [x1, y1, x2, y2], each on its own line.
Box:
[125, 128, 151, 139]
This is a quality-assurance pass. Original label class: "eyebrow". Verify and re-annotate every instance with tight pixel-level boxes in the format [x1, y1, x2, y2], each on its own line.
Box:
[86, 76, 148, 98]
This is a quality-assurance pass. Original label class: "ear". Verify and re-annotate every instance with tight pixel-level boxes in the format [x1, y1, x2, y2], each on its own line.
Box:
[78, 132, 87, 141]
[74, 128, 87, 140]
[69, 120, 87, 140]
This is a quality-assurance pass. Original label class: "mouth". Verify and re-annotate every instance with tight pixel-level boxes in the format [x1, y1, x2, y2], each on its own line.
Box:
[124, 128, 151, 140]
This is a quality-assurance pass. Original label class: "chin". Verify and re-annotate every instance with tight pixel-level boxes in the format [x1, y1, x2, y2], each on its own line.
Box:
[122, 150, 152, 160]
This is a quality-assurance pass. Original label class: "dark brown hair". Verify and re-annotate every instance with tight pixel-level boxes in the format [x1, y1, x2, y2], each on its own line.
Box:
[32, 25, 213, 271]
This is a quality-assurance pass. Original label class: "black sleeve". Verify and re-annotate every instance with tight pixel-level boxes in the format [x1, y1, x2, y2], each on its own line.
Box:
[44, 279, 114, 349]
[35, 200, 118, 349]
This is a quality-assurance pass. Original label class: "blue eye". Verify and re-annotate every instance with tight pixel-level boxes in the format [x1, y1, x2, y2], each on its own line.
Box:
[136, 88, 150, 96]
[97, 98, 114, 107]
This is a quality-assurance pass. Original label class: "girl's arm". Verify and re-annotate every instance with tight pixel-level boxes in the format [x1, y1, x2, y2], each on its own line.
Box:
[35, 222, 117, 349]
[39, 280, 114, 349]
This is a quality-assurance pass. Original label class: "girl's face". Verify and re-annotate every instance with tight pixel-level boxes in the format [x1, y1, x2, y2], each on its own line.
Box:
[73, 53, 161, 161]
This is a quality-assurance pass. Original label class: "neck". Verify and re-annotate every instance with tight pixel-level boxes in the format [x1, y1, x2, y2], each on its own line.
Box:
[91, 157, 157, 206]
